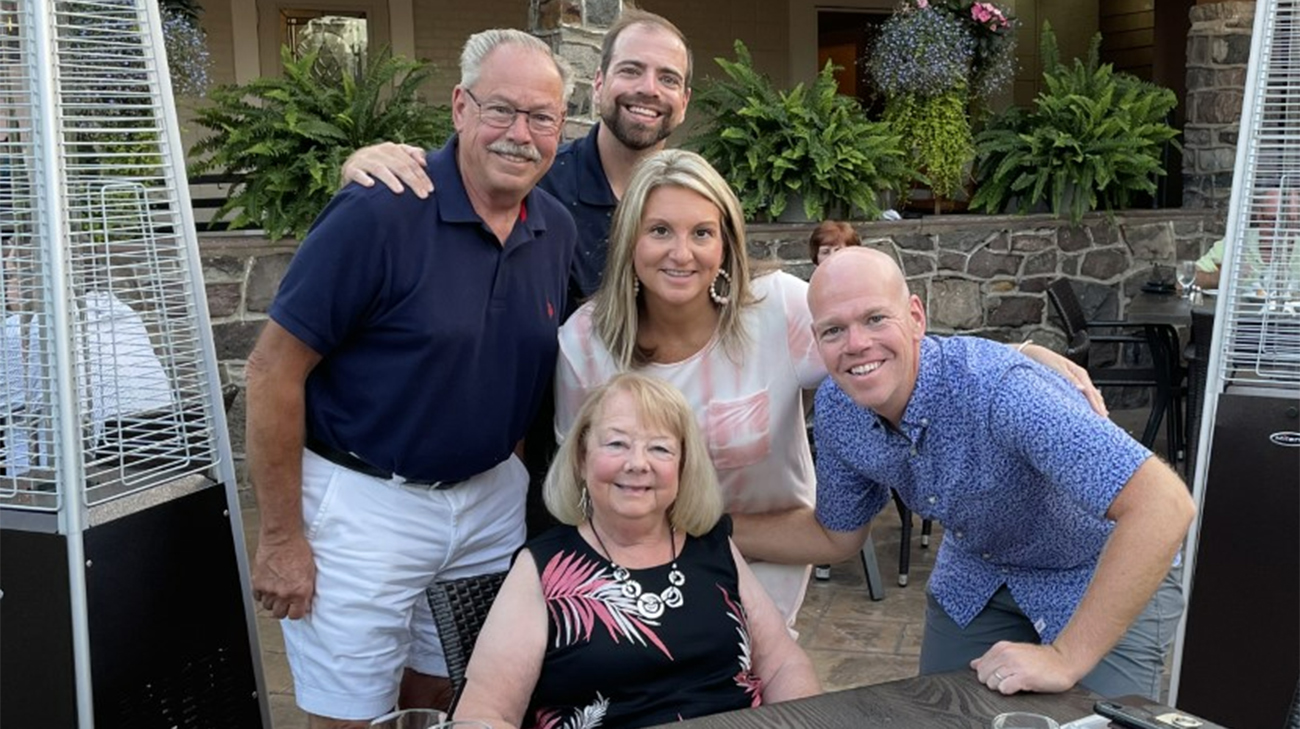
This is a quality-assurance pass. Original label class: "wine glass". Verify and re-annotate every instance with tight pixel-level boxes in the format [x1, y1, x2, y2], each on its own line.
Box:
[369, 709, 447, 729]
[991, 712, 1060, 729]
[1176, 260, 1197, 299]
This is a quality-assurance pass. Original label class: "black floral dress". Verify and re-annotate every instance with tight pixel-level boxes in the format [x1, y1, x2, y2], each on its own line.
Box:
[523, 518, 762, 728]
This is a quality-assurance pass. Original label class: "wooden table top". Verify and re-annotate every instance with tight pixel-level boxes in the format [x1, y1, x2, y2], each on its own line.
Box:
[657, 671, 1100, 729]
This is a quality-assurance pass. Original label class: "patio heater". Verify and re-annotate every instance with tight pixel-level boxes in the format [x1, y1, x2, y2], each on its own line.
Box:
[1169, 0, 1300, 726]
[0, 1, 267, 727]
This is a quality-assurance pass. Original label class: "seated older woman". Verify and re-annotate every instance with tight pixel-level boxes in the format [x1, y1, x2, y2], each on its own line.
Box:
[454, 372, 821, 728]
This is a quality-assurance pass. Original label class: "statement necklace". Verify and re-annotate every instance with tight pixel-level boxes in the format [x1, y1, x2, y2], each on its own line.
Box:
[590, 520, 686, 620]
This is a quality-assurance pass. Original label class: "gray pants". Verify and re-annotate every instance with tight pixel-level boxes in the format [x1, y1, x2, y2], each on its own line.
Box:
[919, 566, 1185, 699]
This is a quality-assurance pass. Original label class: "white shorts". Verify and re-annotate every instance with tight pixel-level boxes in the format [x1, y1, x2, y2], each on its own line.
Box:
[283, 449, 527, 720]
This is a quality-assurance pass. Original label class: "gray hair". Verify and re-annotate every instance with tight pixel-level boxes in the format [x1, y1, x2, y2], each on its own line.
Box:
[459, 29, 574, 104]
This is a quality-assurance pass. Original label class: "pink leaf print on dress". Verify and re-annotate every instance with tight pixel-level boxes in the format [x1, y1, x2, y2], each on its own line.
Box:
[540, 550, 673, 658]
[532, 693, 609, 729]
[719, 586, 763, 706]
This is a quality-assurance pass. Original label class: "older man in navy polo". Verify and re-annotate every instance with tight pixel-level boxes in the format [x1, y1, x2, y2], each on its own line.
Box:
[337, 9, 693, 539]
[245, 29, 575, 729]
[733, 248, 1196, 701]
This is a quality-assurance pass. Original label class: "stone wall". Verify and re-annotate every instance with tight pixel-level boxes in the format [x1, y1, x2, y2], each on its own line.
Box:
[531, 0, 626, 137]
[1183, 1, 1254, 212]
[206, 208, 1220, 490]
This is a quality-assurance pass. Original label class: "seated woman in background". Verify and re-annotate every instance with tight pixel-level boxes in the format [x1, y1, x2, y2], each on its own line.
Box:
[454, 372, 821, 729]
[808, 220, 860, 265]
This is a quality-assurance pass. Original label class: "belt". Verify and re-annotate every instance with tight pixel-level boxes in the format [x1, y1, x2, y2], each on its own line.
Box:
[305, 437, 465, 489]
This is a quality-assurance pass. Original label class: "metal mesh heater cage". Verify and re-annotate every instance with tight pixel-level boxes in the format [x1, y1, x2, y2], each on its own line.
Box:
[0, 1, 267, 727]
[0, 0, 216, 508]
[1172, 1, 1300, 726]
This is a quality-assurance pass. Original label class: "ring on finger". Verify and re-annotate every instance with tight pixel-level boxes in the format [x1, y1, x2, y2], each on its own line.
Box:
[993, 669, 1005, 682]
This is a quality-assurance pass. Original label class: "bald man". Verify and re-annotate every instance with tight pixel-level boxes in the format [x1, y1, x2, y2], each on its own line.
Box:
[732, 247, 1195, 700]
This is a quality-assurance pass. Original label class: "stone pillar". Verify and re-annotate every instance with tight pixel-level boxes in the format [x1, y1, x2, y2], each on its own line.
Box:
[530, 0, 626, 140]
[1183, 2, 1254, 215]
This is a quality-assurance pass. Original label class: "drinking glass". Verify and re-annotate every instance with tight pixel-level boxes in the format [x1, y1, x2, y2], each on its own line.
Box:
[1176, 260, 1197, 299]
[369, 709, 447, 729]
[991, 712, 1060, 729]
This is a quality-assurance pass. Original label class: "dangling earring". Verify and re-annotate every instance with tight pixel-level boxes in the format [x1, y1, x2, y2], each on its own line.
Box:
[710, 268, 732, 306]
[578, 485, 592, 519]
[633, 276, 641, 297]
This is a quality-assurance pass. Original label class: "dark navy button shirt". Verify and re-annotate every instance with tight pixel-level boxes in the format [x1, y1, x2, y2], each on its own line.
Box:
[270, 136, 576, 482]
[813, 336, 1151, 642]
[538, 123, 617, 310]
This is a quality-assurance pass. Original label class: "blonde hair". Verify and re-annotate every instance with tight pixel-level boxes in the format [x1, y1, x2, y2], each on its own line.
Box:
[543, 372, 723, 536]
[592, 149, 760, 368]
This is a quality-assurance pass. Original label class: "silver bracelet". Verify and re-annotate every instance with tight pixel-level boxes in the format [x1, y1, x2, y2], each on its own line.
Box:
[1016, 339, 1033, 353]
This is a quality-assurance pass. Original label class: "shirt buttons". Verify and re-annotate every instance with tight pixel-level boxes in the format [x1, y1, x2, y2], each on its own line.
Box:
[920, 417, 929, 426]
[927, 496, 937, 504]
[910, 446, 918, 456]
[954, 530, 963, 539]
[982, 552, 991, 560]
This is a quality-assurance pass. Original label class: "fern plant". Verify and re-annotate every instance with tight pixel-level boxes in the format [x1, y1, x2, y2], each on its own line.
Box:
[969, 24, 1180, 224]
[189, 46, 454, 240]
[690, 40, 909, 221]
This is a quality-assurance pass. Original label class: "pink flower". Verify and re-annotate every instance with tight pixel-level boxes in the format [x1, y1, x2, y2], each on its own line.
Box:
[971, 2, 1008, 29]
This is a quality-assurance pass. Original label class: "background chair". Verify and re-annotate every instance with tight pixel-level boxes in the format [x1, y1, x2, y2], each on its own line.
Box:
[1047, 278, 1187, 459]
[426, 571, 508, 713]
[892, 492, 932, 587]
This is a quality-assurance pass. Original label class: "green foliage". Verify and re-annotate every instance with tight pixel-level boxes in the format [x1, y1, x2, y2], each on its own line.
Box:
[689, 40, 909, 221]
[883, 90, 974, 200]
[189, 46, 454, 240]
[970, 24, 1180, 224]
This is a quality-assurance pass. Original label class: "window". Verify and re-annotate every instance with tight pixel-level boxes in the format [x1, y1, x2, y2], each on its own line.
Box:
[257, 0, 388, 78]
[281, 9, 367, 80]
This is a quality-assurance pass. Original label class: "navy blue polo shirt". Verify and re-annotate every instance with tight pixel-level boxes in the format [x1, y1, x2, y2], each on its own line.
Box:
[270, 136, 576, 482]
[539, 123, 617, 305]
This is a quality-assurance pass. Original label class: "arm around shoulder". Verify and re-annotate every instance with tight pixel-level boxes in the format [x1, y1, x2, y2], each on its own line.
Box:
[453, 550, 549, 729]
[339, 141, 431, 197]
[730, 540, 821, 703]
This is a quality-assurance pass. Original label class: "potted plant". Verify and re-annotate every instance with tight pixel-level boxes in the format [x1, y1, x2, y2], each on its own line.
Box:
[868, 0, 1018, 213]
[188, 46, 453, 240]
[969, 24, 1180, 224]
[690, 40, 909, 222]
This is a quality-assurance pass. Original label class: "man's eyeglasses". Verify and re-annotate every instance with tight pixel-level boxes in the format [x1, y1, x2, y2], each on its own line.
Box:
[464, 88, 563, 136]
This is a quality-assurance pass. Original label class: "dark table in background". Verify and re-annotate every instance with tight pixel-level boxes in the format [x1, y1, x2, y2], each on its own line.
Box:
[1113, 292, 1218, 459]
[659, 672, 1099, 728]
[1126, 291, 1217, 327]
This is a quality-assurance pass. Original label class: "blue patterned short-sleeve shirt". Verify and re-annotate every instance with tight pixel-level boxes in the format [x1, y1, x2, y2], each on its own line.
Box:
[814, 336, 1151, 642]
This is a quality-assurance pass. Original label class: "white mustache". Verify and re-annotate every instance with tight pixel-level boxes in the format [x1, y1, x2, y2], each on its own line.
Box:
[487, 140, 541, 162]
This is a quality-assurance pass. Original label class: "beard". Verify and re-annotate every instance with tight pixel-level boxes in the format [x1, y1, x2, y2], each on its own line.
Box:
[601, 93, 677, 151]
